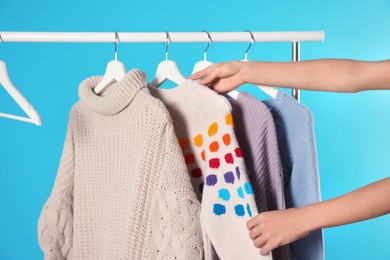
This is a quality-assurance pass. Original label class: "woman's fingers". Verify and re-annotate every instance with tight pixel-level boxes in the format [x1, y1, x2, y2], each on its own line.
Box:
[248, 225, 262, 240]
[250, 227, 275, 256]
[259, 241, 274, 256]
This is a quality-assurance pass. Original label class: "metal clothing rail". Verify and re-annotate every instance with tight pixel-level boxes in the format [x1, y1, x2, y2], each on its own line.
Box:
[0, 31, 325, 102]
[0, 31, 324, 43]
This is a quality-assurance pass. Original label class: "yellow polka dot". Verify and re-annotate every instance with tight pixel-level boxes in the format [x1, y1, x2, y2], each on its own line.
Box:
[225, 114, 234, 126]
[194, 134, 203, 147]
[208, 122, 218, 137]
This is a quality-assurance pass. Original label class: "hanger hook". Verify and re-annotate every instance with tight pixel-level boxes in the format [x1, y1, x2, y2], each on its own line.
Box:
[165, 31, 171, 60]
[202, 30, 212, 61]
[114, 31, 119, 61]
[244, 30, 255, 61]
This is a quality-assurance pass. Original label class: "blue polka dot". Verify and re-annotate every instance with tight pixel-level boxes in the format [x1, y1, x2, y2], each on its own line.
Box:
[244, 182, 254, 195]
[218, 189, 230, 201]
[224, 171, 234, 184]
[237, 187, 244, 199]
[234, 204, 245, 217]
[246, 203, 253, 217]
[206, 174, 218, 186]
[213, 204, 226, 215]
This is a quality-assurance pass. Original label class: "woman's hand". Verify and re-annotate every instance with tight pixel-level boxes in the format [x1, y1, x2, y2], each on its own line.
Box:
[246, 208, 310, 256]
[188, 61, 246, 93]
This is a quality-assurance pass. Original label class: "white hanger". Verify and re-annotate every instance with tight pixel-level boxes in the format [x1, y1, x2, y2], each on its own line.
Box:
[94, 32, 126, 94]
[150, 32, 186, 87]
[192, 31, 213, 74]
[0, 60, 41, 125]
[227, 30, 278, 100]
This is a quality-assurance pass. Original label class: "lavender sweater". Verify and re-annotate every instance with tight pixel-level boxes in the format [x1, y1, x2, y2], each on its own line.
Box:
[230, 92, 289, 260]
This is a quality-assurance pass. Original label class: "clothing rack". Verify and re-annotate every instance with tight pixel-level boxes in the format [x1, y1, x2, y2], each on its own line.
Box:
[1, 31, 325, 102]
[0, 31, 324, 43]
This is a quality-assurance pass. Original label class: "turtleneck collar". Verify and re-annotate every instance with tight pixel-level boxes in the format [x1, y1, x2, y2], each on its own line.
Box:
[78, 69, 146, 116]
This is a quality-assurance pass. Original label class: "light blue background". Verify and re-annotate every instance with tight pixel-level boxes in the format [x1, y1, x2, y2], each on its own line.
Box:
[1, 0, 390, 259]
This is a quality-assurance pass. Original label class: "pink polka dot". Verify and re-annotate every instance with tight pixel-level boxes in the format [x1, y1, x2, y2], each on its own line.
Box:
[225, 153, 234, 164]
[209, 158, 220, 169]
[235, 147, 244, 158]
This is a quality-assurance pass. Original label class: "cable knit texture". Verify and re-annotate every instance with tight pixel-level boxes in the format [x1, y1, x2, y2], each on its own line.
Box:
[149, 80, 272, 260]
[37, 70, 203, 260]
[264, 90, 324, 260]
[230, 92, 289, 260]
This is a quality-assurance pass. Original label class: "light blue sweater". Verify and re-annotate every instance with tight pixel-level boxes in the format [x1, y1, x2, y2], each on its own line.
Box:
[264, 90, 324, 260]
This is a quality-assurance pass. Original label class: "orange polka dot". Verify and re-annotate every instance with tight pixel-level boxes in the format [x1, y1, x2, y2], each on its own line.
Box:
[209, 141, 220, 152]
[222, 134, 231, 146]
[194, 134, 203, 147]
[208, 122, 218, 136]
[201, 150, 206, 161]
[178, 138, 189, 149]
[225, 114, 234, 126]
[185, 153, 195, 164]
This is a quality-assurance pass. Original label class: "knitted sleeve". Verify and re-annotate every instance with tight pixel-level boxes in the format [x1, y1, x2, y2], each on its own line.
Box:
[200, 112, 270, 260]
[38, 121, 75, 260]
[155, 122, 203, 260]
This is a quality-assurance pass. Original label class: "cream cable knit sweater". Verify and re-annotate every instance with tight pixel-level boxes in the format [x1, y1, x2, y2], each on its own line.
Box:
[38, 70, 203, 260]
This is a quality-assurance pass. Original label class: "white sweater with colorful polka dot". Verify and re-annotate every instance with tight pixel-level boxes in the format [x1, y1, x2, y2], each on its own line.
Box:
[149, 80, 272, 260]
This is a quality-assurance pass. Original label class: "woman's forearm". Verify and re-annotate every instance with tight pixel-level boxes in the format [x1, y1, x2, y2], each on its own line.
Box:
[304, 177, 390, 232]
[189, 58, 390, 93]
[242, 59, 390, 92]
